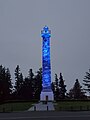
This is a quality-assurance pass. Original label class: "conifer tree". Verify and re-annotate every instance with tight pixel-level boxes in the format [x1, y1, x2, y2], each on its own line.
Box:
[54, 74, 59, 100]
[59, 73, 67, 99]
[14, 65, 23, 98]
[33, 68, 42, 99]
[22, 77, 33, 100]
[83, 69, 90, 94]
[28, 69, 34, 80]
[0, 65, 12, 100]
[5, 68, 13, 96]
[69, 79, 85, 99]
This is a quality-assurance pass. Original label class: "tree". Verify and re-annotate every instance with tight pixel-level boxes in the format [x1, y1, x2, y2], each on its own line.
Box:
[59, 73, 67, 99]
[14, 68, 34, 100]
[33, 68, 42, 99]
[14, 65, 23, 98]
[27, 68, 34, 99]
[28, 69, 34, 80]
[83, 69, 90, 94]
[21, 77, 33, 100]
[5, 68, 13, 97]
[69, 79, 85, 99]
[68, 88, 74, 99]
[0, 65, 12, 101]
[54, 74, 59, 100]
[51, 82, 55, 94]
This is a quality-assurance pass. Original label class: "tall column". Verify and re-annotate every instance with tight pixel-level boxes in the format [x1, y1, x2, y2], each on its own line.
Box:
[40, 26, 54, 101]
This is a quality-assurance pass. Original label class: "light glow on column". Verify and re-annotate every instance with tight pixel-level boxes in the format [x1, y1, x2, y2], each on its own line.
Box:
[41, 26, 51, 90]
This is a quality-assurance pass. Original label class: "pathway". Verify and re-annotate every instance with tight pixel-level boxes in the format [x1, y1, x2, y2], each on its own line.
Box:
[28, 102, 55, 111]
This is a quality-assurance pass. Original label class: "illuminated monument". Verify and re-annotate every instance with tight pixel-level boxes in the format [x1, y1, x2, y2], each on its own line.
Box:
[40, 26, 54, 101]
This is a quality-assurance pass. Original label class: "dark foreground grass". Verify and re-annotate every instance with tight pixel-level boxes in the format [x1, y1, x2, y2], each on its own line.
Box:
[55, 101, 90, 111]
[0, 102, 34, 112]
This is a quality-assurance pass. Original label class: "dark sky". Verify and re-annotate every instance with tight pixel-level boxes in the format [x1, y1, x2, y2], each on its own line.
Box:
[0, 0, 90, 91]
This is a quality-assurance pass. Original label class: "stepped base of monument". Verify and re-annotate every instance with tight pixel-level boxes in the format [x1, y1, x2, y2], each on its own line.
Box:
[40, 90, 54, 101]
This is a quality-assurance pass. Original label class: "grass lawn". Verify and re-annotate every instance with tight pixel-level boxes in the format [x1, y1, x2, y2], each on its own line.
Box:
[1, 100, 90, 112]
[0, 102, 34, 112]
[55, 101, 90, 111]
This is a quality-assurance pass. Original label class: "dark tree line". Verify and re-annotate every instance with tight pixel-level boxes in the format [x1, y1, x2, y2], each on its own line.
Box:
[52, 73, 86, 100]
[68, 79, 86, 99]
[0, 65, 12, 101]
[13, 65, 42, 100]
[0, 65, 42, 101]
[0, 64, 90, 101]
[52, 73, 67, 100]
[83, 69, 90, 95]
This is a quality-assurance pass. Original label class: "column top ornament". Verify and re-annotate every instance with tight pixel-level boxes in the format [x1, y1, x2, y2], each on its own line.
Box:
[41, 26, 51, 38]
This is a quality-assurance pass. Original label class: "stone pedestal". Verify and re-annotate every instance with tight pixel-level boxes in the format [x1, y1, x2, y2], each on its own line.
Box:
[40, 90, 54, 101]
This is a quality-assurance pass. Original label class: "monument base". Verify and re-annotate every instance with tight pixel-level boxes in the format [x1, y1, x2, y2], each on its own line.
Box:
[40, 90, 54, 101]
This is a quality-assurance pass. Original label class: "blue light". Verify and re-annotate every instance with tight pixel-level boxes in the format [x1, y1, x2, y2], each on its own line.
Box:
[41, 26, 51, 38]
[41, 26, 51, 90]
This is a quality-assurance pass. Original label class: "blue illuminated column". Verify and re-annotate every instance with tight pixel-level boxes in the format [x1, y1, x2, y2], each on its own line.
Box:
[40, 26, 54, 101]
